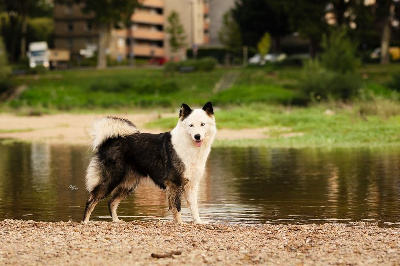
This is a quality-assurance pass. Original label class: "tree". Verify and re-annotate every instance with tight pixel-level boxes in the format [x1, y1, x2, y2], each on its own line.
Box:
[165, 11, 186, 59]
[76, 0, 140, 69]
[283, 0, 330, 58]
[218, 11, 242, 54]
[0, 0, 50, 62]
[231, 0, 291, 52]
[320, 27, 359, 74]
[257, 33, 271, 64]
[0, 36, 11, 95]
[218, 10, 242, 65]
[371, 0, 399, 64]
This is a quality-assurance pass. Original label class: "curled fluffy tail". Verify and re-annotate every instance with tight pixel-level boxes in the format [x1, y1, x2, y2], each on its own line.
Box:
[90, 116, 139, 152]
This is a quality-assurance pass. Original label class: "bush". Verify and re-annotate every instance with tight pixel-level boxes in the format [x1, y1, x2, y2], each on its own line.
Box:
[298, 59, 361, 101]
[164, 61, 179, 73]
[211, 84, 304, 106]
[197, 57, 218, 71]
[163, 57, 217, 73]
[320, 28, 360, 74]
[387, 70, 400, 92]
[89, 79, 180, 95]
[186, 47, 227, 64]
[27, 65, 48, 75]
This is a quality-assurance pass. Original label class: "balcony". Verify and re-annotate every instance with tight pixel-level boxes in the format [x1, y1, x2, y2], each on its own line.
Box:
[141, 0, 164, 8]
[204, 5, 209, 14]
[133, 30, 164, 41]
[132, 12, 164, 25]
[129, 45, 165, 57]
[203, 35, 210, 45]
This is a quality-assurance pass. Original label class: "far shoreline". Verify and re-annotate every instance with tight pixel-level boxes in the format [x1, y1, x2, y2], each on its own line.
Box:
[1, 112, 400, 148]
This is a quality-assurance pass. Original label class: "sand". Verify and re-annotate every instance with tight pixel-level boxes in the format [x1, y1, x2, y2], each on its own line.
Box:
[1, 220, 399, 265]
[0, 113, 268, 144]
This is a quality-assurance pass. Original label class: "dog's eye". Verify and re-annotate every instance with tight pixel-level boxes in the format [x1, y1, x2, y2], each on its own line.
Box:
[201, 123, 205, 126]
[189, 124, 194, 127]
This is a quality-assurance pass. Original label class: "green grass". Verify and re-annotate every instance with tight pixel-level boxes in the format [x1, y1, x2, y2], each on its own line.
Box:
[8, 68, 230, 111]
[148, 104, 400, 148]
[5, 63, 400, 112]
[0, 128, 34, 133]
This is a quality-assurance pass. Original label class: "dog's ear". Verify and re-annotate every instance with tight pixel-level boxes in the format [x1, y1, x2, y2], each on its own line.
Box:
[202, 102, 214, 116]
[179, 103, 192, 120]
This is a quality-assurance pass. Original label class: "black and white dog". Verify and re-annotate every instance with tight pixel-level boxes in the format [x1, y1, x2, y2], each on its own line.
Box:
[83, 102, 216, 224]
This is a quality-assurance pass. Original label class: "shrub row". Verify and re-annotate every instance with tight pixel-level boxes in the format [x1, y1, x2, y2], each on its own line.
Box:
[298, 60, 361, 101]
[89, 79, 180, 94]
[164, 57, 218, 73]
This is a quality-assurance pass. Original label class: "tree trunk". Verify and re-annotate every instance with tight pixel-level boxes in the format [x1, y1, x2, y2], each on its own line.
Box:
[20, 15, 28, 60]
[128, 21, 134, 66]
[8, 16, 19, 63]
[97, 24, 111, 69]
[380, 17, 391, 65]
[310, 39, 318, 59]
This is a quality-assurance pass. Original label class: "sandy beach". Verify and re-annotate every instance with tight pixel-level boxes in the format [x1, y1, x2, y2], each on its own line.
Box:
[0, 113, 269, 144]
[0, 220, 399, 265]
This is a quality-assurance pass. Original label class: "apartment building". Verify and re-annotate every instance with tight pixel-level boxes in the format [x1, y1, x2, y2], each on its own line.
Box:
[53, 2, 98, 60]
[53, 0, 210, 62]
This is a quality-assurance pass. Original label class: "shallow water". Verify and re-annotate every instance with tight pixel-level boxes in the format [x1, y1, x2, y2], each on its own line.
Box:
[0, 142, 399, 226]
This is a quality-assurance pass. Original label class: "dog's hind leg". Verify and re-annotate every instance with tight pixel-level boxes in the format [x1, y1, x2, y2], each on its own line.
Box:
[108, 187, 129, 222]
[166, 185, 183, 224]
[108, 175, 140, 222]
[82, 183, 112, 223]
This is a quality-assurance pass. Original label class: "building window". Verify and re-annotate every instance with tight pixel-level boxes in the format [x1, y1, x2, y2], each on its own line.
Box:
[67, 39, 74, 49]
[118, 38, 125, 48]
[86, 21, 93, 31]
[67, 22, 74, 32]
[65, 3, 73, 14]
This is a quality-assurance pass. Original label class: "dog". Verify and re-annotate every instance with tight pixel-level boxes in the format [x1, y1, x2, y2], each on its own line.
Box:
[82, 102, 216, 224]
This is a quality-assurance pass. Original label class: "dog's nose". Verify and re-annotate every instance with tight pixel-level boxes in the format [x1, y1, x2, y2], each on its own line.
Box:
[194, 134, 201, 141]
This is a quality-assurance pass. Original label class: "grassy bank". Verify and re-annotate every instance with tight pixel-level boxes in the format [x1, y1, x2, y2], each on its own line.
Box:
[3, 65, 310, 113]
[2, 64, 400, 148]
[4, 64, 400, 112]
[148, 103, 400, 148]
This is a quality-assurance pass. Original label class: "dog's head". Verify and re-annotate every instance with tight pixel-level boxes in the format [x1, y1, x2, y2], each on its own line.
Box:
[178, 102, 216, 147]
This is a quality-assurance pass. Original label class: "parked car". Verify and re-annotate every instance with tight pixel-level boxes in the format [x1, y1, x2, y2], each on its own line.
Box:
[370, 47, 400, 61]
[248, 53, 287, 65]
[148, 57, 167, 65]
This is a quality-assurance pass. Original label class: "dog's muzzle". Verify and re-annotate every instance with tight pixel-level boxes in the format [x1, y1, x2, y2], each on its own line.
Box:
[194, 134, 203, 147]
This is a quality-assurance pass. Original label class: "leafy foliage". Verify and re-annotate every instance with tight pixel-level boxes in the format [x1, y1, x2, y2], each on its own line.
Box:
[298, 59, 361, 101]
[218, 11, 242, 54]
[164, 57, 218, 73]
[0, 0, 54, 63]
[387, 70, 400, 92]
[320, 28, 359, 74]
[89, 79, 180, 95]
[0, 36, 11, 94]
[165, 11, 187, 54]
[76, 0, 140, 68]
[231, 0, 291, 48]
[257, 33, 271, 58]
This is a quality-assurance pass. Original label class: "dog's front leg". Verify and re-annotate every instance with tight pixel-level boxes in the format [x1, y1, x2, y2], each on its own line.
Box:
[167, 185, 183, 223]
[184, 181, 202, 224]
